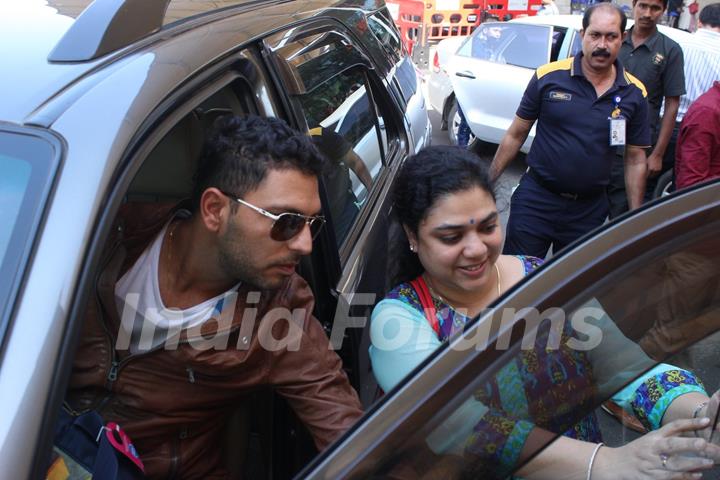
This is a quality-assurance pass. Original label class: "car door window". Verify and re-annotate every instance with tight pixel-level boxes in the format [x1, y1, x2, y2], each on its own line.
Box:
[393, 57, 418, 105]
[126, 54, 275, 203]
[367, 9, 404, 60]
[367, 10, 417, 104]
[458, 23, 552, 69]
[266, 27, 388, 247]
[550, 27, 567, 61]
[300, 185, 720, 479]
[570, 30, 583, 57]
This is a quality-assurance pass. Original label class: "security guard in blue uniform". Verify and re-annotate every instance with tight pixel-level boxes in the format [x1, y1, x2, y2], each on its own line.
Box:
[490, 3, 651, 258]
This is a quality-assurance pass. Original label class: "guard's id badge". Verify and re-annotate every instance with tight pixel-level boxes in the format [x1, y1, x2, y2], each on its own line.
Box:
[609, 96, 625, 146]
[609, 118, 626, 146]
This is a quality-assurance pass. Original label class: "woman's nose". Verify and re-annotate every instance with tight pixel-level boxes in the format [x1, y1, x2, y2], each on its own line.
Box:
[463, 234, 488, 258]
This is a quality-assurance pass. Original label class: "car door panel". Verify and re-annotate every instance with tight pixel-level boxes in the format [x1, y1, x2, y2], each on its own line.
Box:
[449, 24, 552, 151]
[450, 58, 536, 151]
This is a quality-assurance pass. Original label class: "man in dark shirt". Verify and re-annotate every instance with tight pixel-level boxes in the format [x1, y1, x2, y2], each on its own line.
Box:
[608, 0, 685, 217]
[490, 3, 650, 258]
[675, 82, 720, 190]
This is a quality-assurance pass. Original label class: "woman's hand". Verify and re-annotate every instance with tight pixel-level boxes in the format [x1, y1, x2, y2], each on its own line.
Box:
[594, 417, 720, 480]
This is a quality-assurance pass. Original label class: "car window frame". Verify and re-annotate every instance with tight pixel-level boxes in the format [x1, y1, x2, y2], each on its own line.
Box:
[262, 19, 403, 265]
[569, 28, 583, 58]
[0, 125, 63, 364]
[366, 8, 404, 62]
[549, 26, 569, 61]
[555, 26, 575, 60]
[299, 181, 720, 478]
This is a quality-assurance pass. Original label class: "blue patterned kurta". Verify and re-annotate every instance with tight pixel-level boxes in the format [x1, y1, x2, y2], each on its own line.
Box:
[380, 255, 705, 478]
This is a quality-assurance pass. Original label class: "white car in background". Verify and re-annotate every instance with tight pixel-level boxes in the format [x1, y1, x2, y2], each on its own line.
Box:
[427, 35, 467, 143]
[428, 15, 692, 151]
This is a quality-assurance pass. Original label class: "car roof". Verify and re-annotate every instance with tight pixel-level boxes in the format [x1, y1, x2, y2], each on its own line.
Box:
[510, 13, 693, 45]
[0, 2, 99, 124]
[0, 0, 386, 125]
[509, 13, 584, 29]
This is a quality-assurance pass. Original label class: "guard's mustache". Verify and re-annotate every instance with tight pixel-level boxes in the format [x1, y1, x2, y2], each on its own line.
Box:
[592, 49, 611, 58]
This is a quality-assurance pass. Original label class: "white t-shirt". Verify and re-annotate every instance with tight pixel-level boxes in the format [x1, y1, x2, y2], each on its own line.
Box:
[115, 212, 240, 353]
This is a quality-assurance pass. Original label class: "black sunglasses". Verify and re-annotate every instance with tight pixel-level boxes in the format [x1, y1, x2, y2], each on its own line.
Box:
[221, 191, 325, 241]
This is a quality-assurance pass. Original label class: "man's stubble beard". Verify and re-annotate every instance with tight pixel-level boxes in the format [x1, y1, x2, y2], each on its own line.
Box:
[217, 219, 285, 291]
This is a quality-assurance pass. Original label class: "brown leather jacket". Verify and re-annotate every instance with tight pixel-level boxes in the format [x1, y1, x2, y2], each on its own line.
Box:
[66, 204, 363, 478]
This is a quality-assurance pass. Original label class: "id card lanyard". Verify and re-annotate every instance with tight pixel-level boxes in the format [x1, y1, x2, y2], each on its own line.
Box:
[609, 95, 626, 147]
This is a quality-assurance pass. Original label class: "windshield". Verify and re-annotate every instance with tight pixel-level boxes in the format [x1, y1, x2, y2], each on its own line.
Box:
[0, 160, 32, 262]
[0, 129, 59, 345]
[459, 23, 551, 69]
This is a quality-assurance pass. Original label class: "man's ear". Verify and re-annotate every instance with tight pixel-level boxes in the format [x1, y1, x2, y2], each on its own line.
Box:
[200, 187, 229, 233]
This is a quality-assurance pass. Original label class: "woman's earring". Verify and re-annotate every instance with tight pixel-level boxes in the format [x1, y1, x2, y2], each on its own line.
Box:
[409, 244, 416, 252]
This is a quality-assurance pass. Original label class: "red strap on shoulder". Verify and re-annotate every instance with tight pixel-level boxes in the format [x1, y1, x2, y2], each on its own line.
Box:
[409, 277, 440, 336]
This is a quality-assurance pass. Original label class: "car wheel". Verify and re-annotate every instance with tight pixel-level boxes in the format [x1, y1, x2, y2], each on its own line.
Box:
[468, 138, 497, 156]
[653, 170, 674, 199]
[447, 99, 475, 147]
[447, 100, 459, 145]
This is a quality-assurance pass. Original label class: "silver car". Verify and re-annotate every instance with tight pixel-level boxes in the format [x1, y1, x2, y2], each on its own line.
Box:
[0, 0, 430, 477]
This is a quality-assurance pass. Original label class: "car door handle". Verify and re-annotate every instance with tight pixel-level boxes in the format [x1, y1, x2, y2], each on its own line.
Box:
[455, 70, 476, 79]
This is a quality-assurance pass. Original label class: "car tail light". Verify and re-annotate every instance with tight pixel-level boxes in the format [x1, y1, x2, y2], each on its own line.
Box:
[433, 51, 440, 73]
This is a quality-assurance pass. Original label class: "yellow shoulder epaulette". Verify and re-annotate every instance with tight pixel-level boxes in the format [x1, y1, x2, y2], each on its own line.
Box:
[624, 71, 648, 98]
[536, 57, 574, 79]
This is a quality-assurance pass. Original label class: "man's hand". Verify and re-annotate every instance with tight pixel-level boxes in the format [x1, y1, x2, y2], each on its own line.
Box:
[489, 116, 533, 182]
[647, 151, 663, 177]
[624, 145, 647, 210]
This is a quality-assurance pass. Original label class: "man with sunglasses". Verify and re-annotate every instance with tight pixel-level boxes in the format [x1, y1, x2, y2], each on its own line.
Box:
[64, 115, 363, 478]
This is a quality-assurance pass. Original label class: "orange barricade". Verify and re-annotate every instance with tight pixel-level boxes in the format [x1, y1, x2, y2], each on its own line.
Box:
[422, 0, 482, 42]
[388, 0, 543, 54]
[483, 0, 543, 20]
[387, 0, 424, 54]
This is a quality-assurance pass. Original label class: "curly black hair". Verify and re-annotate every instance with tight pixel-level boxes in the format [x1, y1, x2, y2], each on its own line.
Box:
[389, 145, 496, 286]
[191, 115, 325, 209]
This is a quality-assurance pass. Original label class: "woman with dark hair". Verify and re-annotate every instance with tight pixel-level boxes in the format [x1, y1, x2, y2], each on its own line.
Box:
[369, 146, 720, 479]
